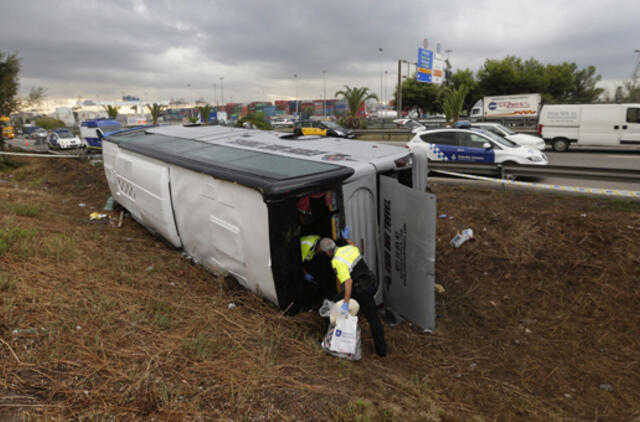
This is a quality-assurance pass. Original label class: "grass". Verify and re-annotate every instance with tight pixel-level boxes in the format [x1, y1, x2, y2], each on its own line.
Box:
[0, 155, 639, 421]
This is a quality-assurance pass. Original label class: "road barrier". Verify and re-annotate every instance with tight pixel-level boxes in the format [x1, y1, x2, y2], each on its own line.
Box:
[433, 170, 640, 199]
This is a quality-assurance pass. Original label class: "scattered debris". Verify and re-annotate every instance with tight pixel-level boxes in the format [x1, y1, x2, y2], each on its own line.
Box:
[78, 203, 86, 207]
[104, 196, 115, 211]
[227, 303, 236, 310]
[450, 228, 474, 248]
[469, 362, 478, 369]
[89, 212, 108, 220]
[439, 214, 448, 219]
[434, 283, 445, 294]
[564, 393, 572, 399]
[599, 383, 614, 392]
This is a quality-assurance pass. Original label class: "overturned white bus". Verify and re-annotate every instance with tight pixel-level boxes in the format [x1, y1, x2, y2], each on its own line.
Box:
[102, 125, 437, 330]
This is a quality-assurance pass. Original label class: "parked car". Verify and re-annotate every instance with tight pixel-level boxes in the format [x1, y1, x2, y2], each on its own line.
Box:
[31, 128, 48, 145]
[293, 120, 355, 138]
[407, 128, 548, 165]
[393, 118, 426, 133]
[471, 122, 545, 151]
[270, 118, 294, 128]
[47, 128, 84, 149]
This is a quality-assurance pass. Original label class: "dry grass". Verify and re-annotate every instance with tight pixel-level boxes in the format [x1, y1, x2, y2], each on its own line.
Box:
[0, 156, 639, 421]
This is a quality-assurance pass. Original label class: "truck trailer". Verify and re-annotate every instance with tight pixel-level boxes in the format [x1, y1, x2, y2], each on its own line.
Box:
[101, 125, 437, 330]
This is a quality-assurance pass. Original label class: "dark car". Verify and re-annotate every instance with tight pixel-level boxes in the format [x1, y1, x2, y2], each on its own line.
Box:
[293, 120, 355, 138]
[31, 128, 48, 145]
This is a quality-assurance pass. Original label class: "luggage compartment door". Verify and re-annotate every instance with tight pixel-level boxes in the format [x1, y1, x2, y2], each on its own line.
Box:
[378, 175, 436, 331]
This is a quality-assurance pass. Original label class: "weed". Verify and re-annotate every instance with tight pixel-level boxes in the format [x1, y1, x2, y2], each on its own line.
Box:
[0, 273, 16, 291]
[0, 225, 38, 256]
[13, 202, 47, 217]
[182, 332, 221, 360]
[41, 233, 78, 262]
[0, 157, 22, 171]
[2, 297, 17, 328]
[601, 199, 640, 212]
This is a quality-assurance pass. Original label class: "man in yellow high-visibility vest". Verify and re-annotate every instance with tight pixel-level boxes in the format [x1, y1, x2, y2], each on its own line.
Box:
[300, 234, 321, 283]
[318, 227, 387, 357]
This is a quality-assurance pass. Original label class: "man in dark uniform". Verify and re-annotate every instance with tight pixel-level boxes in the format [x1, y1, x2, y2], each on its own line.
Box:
[318, 227, 387, 357]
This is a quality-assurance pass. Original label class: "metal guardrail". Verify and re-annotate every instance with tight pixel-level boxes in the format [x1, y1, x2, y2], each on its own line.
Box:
[428, 162, 640, 183]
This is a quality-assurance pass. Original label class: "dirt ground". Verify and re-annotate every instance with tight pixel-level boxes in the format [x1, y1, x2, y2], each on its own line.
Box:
[1, 156, 639, 421]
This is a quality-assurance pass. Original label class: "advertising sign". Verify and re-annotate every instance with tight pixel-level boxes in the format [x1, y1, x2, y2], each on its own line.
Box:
[417, 48, 433, 83]
[432, 53, 445, 84]
[483, 94, 542, 117]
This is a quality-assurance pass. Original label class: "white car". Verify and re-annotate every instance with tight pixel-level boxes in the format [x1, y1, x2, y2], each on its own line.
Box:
[472, 122, 546, 151]
[393, 118, 426, 133]
[407, 128, 548, 165]
[47, 129, 84, 149]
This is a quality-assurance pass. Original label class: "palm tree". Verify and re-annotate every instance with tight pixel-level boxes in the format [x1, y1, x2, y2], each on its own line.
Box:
[437, 84, 469, 126]
[146, 103, 166, 125]
[103, 105, 120, 119]
[334, 85, 378, 128]
[196, 104, 213, 124]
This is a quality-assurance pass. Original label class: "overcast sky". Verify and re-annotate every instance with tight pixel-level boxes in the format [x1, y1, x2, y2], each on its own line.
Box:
[1, 0, 639, 106]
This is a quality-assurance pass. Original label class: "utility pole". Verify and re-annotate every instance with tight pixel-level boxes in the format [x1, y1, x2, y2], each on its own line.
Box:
[293, 74, 298, 117]
[322, 70, 327, 117]
[378, 48, 384, 108]
[397, 59, 402, 116]
[632, 49, 640, 88]
[220, 77, 224, 105]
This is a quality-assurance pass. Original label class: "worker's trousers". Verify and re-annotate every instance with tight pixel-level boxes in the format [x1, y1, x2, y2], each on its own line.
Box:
[351, 280, 387, 357]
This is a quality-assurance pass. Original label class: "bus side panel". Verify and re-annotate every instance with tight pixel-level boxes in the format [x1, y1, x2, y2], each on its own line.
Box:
[169, 166, 278, 306]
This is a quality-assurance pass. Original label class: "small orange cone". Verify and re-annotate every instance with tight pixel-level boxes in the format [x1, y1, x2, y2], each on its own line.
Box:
[25, 140, 29, 146]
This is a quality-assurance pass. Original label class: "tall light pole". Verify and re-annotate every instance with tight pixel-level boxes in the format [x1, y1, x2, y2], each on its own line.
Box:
[384, 70, 388, 107]
[293, 74, 298, 117]
[219, 77, 224, 105]
[212, 84, 217, 106]
[378, 48, 383, 108]
[322, 70, 327, 117]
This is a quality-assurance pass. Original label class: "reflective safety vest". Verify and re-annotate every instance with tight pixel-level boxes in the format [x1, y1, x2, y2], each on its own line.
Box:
[331, 245, 362, 284]
[300, 235, 321, 262]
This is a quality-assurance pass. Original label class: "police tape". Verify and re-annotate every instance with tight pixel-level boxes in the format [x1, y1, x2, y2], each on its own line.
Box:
[432, 170, 640, 198]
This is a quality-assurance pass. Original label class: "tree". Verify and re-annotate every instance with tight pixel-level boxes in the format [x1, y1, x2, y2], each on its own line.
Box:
[35, 116, 65, 130]
[103, 105, 120, 119]
[0, 51, 21, 115]
[334, 85, 378, 128]
[450, 69, 482, 113]
[146, 103, 166, 125]
[572, 65, 604, 103]
[301, 105, 315, 119]
[235, 112, 272, 130]
[396, 77, 440, 115]
[196, 104, 213, 124]
[437, 84, 469, 125]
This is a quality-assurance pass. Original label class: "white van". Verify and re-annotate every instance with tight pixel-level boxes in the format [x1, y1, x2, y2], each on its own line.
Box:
[101, 125, 437, 330]
[538, 104, 640, 151]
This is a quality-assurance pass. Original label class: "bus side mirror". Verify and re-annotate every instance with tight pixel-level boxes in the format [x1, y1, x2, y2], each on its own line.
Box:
[96, 129, 104, 139]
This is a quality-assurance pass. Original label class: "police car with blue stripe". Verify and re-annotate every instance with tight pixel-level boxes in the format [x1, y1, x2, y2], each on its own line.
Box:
[407, 128, 548, 165]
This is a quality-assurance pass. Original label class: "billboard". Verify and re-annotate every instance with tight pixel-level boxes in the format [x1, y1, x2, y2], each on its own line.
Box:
[417, 48, 444, 85]
[417, 48, 433, 83]
[483, 94, 542, 117]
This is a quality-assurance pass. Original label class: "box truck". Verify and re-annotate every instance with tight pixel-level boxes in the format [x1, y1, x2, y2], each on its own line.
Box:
[101, 125, 437, 330]
[538, 103, 640, 151]
[470, 94, 541, 121]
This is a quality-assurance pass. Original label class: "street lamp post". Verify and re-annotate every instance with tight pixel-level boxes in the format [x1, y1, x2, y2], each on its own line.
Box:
[384, 70, 388, 108]
[219, 77, 224, 105]
[293, 74, 298, 117]
[212, 84, 217, 106]
[322, 70, 327, 117]
[378, 47, 383, 107]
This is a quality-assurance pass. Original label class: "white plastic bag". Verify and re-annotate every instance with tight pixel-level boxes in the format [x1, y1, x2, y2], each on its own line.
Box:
[319, 300, 361, 360]
[330, 314, 358, 355]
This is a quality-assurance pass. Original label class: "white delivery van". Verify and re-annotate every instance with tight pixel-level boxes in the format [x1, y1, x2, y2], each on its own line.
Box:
[101, 125, 437, 330]
[538, 104, 640, 151]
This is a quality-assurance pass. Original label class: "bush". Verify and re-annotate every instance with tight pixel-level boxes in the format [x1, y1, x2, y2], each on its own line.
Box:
[235, 112, 272, 130]
[35, 116, 65, 130]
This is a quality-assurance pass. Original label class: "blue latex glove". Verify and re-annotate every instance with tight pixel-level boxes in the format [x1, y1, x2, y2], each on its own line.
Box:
[341, 225, 351, 240]
[304, 273, 314, 282]
[340, 301, 350, 316]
